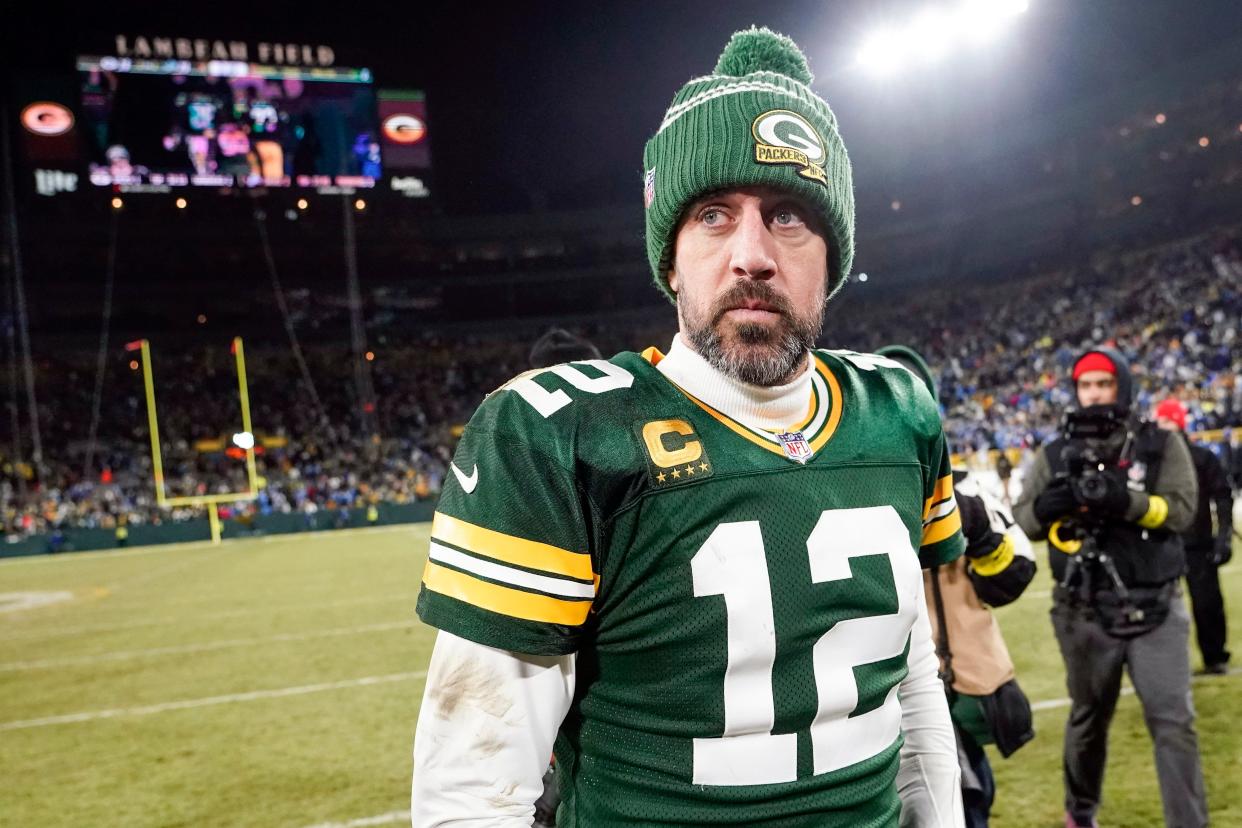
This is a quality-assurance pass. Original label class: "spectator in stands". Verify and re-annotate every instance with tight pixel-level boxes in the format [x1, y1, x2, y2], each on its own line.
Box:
[1154, 398, 1233, 675]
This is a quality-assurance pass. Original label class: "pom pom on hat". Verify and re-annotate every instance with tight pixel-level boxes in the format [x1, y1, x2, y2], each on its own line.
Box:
[713, 27, 814, 85]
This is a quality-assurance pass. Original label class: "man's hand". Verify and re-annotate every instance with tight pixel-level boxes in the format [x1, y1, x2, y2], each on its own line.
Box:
[1033, 479, 1079, 525]
[1212, 533, 1233, 566]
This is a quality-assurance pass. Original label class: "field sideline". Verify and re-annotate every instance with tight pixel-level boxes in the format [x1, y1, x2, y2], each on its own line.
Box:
[1, 525, 1238, 827]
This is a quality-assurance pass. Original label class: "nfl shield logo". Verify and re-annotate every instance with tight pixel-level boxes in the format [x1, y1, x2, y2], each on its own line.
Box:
[643, 168, 656, 208]
[777, 431, 813, 464]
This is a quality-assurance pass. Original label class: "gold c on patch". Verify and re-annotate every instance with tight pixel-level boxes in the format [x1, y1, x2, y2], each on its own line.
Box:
[635, 419, 714, 487]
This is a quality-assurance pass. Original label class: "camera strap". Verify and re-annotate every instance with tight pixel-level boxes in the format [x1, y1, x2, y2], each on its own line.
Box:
[929, 566, 956, 697]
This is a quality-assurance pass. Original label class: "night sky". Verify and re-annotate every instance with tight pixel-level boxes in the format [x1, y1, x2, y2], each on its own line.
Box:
[11, 0, 1242, 214]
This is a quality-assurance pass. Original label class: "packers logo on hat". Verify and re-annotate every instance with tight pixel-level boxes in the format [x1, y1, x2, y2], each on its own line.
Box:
[751, 109, 827, 186]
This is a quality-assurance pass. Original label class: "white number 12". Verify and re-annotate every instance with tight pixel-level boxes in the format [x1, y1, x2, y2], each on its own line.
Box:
[690, 506, 920, 786]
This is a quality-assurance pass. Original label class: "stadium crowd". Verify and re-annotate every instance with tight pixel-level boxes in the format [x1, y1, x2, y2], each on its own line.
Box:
[3, 223, 1240, 539]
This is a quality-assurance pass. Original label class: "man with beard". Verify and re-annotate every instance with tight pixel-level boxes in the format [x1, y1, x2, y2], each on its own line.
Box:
[411, 28, 964, 827]
[1014, 351, 1205, 828]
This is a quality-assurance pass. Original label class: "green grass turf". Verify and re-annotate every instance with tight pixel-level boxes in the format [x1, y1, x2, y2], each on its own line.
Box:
[0, 526, 1238, 827]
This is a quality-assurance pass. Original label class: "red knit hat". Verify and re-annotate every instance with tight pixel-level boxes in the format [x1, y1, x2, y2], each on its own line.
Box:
[1154, 398, 1187, 431]
[1072, 351, 1117, 381]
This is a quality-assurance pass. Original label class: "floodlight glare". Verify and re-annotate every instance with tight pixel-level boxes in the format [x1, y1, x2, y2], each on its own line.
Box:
[857, 31, 905, 76]
[914, 10, 954, 62]
[957, 1, 1008, 43]
[232, 431, 256, 450]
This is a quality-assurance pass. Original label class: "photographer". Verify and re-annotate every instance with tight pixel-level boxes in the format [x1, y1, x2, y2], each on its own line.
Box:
[1014, 348, 1206, 828]
[879, 344, 1037, 828]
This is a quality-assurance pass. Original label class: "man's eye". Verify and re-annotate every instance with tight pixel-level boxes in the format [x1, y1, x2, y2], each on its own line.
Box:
[773, 209, 805, 227]
[700, 208, 724, 225]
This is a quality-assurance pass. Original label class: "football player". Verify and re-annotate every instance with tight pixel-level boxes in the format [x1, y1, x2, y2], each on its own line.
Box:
[412, 28, 966, 827]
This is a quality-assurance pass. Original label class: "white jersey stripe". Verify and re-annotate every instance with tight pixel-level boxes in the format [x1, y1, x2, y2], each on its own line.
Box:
[922, 497, 958, 527]
[428, 543, 596, 599]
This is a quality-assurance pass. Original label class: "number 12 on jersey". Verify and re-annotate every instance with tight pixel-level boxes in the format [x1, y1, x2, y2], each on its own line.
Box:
[690, 506, 921, 786]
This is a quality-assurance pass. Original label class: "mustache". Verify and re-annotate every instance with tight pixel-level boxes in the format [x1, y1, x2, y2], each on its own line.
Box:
[709, 280, 796, 326]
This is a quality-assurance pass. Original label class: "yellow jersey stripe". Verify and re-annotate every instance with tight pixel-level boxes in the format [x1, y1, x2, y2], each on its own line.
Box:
[923, 475, 955, 518]
[921, 508, 962, 546]
[808, 356, 844, 452]
[431, 512, 594, 581]
[789, 379, 819, 432]
[676, 387, 787, 456]
[422, 560, 592, 625]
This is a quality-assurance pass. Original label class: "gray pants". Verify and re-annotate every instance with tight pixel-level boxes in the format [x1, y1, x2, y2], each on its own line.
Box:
[1051, 588, 1208, 828]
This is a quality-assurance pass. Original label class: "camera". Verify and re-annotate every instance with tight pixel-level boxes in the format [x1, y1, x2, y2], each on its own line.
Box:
[1058, 407, 1130, 498]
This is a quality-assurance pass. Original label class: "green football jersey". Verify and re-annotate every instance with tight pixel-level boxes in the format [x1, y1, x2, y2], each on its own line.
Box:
[417, 347, 964, 827]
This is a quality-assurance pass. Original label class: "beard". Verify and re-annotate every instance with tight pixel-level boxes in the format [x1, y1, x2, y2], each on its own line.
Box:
[682, 278, 825, 387]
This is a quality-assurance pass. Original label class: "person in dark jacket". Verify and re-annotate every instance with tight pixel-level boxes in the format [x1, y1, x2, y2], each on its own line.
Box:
[1154, 398, 1233, 675]
[878, 344, 1037, 828]
[1013, 347, 1206, 828]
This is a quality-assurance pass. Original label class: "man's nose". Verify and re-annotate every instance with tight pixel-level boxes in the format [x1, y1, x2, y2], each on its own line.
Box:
[728, 208, 777, 281]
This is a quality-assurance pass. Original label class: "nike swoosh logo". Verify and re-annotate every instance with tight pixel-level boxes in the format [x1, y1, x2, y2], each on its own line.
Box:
[451, 463, 479, 494]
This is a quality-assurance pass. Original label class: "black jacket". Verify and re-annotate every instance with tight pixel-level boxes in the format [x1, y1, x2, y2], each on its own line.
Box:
[1184, 437, 1233, 549]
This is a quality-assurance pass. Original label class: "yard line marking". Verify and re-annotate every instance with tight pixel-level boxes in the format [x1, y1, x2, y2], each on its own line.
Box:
[0, 522, 424, 566]
[0, 670, 428, 731]
[300, 810, 411, 828]
[1031, 666, 1240, 712]
[0, 591, 75, 613]
[0, 620, 420, 671]
[0, 593, 417, 642]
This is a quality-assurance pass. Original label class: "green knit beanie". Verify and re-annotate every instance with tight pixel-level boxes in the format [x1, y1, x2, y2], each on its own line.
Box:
[642, 27, 855, 304]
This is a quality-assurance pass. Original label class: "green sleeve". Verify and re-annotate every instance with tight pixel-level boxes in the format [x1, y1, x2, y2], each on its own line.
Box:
[919, 428, 966, 568]
[416, 405, 596, 656]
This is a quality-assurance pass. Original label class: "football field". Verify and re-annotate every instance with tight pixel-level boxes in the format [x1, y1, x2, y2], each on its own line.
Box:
[1, 525, 1238, 827]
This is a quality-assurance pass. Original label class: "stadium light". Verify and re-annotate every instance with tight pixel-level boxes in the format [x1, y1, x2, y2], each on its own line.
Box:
[1131, 195, 1143, 206]
[857, 0, 1030, 76]
[232, 431, 255, 451]
[914, 10, 954, 62]
[1198, 136, 1210, 147]
[197, 314, 207, 324]
[365, 350, 375, 362]
[175, 197, 188, 209]
[354, 198, 367, 211]
[891, 200, 902, 211]
[857, 272, 870, 282]
[111, 197, 123, 210]
[1155, 113, 1167, 124]
[296, 198, 309, 210]
[857, 30, 907, 76]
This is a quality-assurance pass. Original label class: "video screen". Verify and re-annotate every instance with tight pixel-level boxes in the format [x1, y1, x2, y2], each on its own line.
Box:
[78, 57, 380, 189]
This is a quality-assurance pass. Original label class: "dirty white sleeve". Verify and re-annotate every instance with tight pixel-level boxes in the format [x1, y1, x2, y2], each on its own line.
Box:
[896, 579, 965, 827]
[411, 631, 575, 828]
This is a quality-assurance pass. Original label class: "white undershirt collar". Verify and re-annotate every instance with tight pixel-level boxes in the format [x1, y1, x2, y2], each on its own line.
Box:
[655, 334, 813, 432]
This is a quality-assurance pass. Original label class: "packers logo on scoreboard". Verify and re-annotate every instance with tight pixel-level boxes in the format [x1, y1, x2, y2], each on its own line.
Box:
[635, 419, 713, 487]
[751, 109, 827, 186]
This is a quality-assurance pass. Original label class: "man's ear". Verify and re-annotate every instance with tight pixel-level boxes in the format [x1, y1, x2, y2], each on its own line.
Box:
[667, 266, 679, 294]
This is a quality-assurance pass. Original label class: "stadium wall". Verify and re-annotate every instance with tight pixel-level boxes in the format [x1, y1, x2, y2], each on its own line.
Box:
[0, 501, 436, 558]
